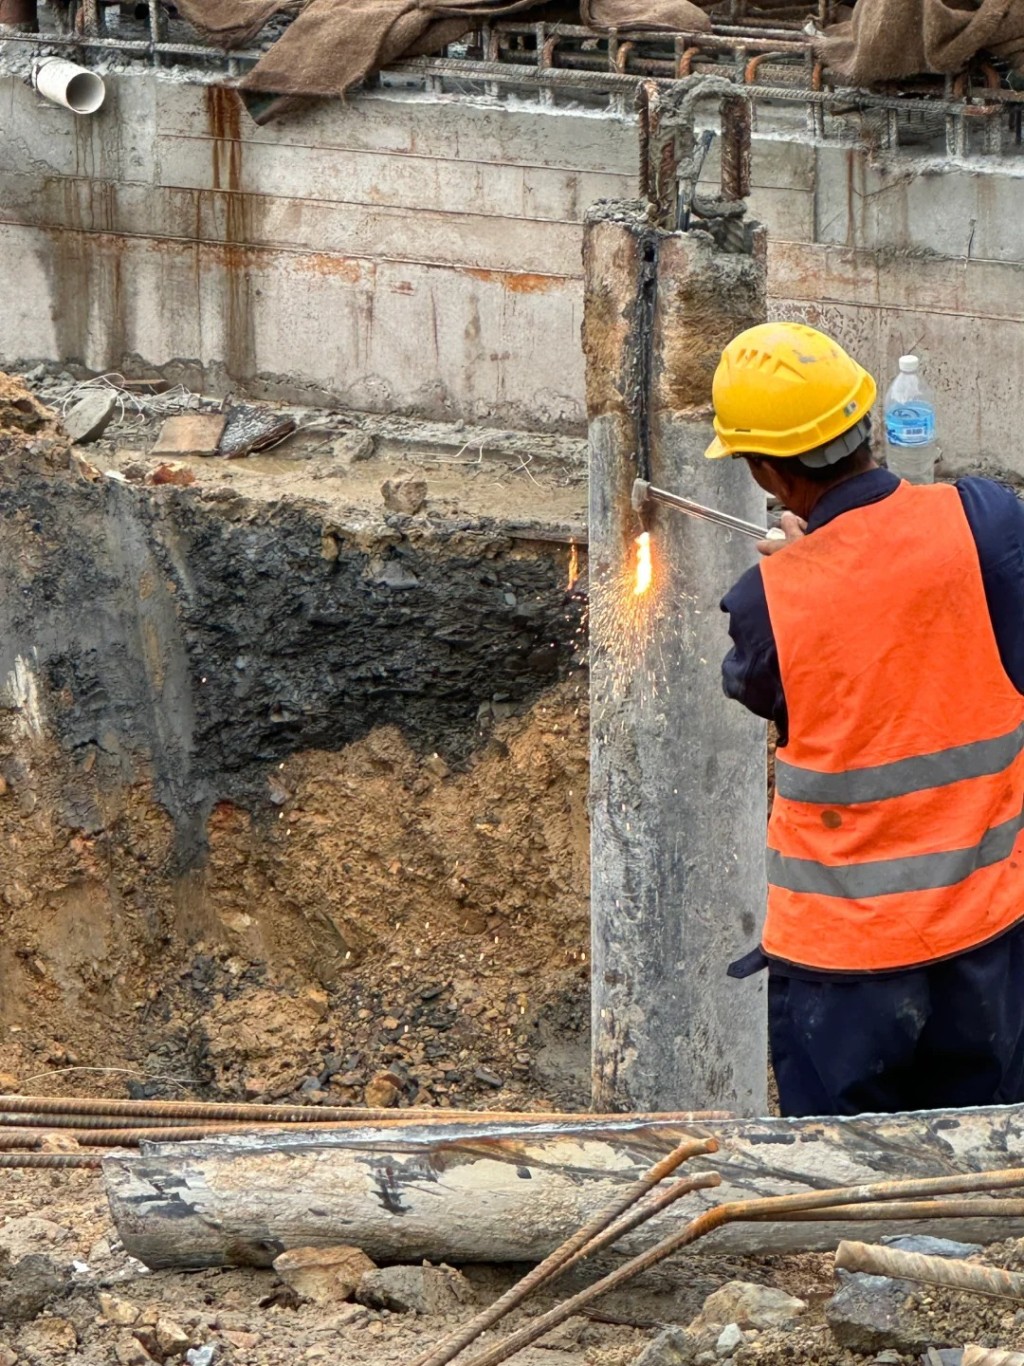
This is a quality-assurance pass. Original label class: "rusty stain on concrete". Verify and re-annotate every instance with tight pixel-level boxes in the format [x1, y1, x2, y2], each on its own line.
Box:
[205, 86, 257, 384]
[465, 268, 565, 294]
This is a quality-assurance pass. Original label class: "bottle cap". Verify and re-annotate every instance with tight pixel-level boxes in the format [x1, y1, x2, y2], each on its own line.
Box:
[899, 355, 920, 373]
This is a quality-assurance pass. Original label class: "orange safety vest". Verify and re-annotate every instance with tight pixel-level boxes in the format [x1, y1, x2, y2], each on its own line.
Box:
[760, 480, 1024, 973]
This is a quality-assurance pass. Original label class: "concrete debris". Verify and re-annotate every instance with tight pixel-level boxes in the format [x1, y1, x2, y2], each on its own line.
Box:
[634, 1326, 699, 1366]
[149, 462, 197, 487]
[0, 1253, 66, 1324]
[219, 404, 297, 459]
[690, 1280, 808, 1332]
[825, 1270, 932, 1355]
[715, 1323, 744, 1358]
[381, 477, 427, 515]
[184, 1347, 217, 1366]
[356, 1263, 472, 1315]
[63, 391, 117, 445]
[154, 1316, 191, 1358]
[152, 413, 226, 458]
[473, 1065, 504, 1088]
[331, 432, 375, 464]
[272, 1246, 378, 1304]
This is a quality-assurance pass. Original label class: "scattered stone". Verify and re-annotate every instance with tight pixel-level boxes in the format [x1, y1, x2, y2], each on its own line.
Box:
[871, 1353, 903, 1365]
[0, 1254, 64, 1323]
[63, 391, 116, 444]
[0, 1218, 71, 1260]
[17, 1317, 76, 1355]
[116, 1339, 158, 1366]
[185, 1348, 217, 1366]
[155, 1316, 191, 1357]
[356, 1263, 472, 1315]
[0, 1074, 20, 1093]
[363, 1076, 400, 1108]
[689, 1281, 808, 1333]
[221, 1329, 259, 1349]
[634, 1327, 698, 1366]
[332, 432, 375, 464]
[423, 753, 450, 779]
[273, 1246, 377, 1304]
[918, 1351, 962, 1366]
[37, 1132, 79, 1153]
[0, 1345, 16, 1366]
[99, 1292, 140, 1326]
[474, 1066, 504, 1088]
[825, 1270, 932, 1355]
[151, 413, 226, 458]
[881, 1235, 982, 1259]
[715, 1324, 743, 1359]
[149, 462, 196, 487]
[381, 477, 427, 515]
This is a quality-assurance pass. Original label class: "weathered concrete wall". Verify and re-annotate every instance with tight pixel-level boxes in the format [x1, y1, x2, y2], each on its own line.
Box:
[1, 71, 1022, 468]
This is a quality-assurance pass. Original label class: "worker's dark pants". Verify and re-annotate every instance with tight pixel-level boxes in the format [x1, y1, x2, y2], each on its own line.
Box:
[769, 922, 1024, 1117]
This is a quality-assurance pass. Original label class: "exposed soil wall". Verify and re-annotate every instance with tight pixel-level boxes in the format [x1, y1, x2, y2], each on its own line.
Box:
[0, 383, 591, 1109]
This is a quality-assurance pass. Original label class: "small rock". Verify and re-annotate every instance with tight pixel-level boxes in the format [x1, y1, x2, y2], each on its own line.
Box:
[63, 391, 116, 444]
[715, 1324, 743, 1359]
[116, 1339, 157, 1366]
[155, 1315, 191, 1357]
[0, 1345, 16, 1366]
[0, 1074, 20, 1093]
[363, 1076, 400, 1108]
[634, 1327, 699, 1366]
[18, 1317, 76, 1355]
[222, 1330, 259, 1349]
[24, 364, 47, 383]
[332, 433, 375, 464]
[423, 753, 450, 779]
[474, 1066, 504, 1089]
[273, 1246, 377, 1305]
[37, 1132, 79, 1153]
[825, 1270, 931, 1355]
[870, 1353, 903, 1365]
[357, 1263, 472, 1315]
[0, 1254, 65, 1323]
[881, 1235, 982, 1259]
[99, 1293, 140, 1326]
[185, 1348, 217, 1366]
[690, 1281, 808, 1333]
[381, 477, 427, 515]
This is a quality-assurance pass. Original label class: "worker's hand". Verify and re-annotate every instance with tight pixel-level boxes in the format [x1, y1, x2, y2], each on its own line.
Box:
[757, 511, 807, 557]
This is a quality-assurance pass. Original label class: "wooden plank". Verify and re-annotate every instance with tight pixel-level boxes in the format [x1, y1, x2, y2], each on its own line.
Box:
[103, 1106, 1024, 1270]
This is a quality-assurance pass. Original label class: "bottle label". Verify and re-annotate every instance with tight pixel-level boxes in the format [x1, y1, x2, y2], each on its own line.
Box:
[886, 403, 935, 448]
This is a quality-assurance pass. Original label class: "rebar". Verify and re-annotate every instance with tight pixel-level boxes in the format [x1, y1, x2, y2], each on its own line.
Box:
[0, 1153, 103, 1169]
[752, 1198, 1024, 1222]
[720, 95, 751, 199]
[0, 1096, 727, 1125]
[411, 1138, 719, 1366]
[836, 1240, 1024, 1304]
[454, 1167, 1024, 1366]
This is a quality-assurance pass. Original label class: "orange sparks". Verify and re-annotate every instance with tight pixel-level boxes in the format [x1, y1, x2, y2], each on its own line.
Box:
[634, 531, 652, 596]
[567, 540, 580, 590]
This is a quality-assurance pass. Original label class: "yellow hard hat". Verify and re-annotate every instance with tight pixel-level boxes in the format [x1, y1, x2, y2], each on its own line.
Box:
[704, 322, 877, 460]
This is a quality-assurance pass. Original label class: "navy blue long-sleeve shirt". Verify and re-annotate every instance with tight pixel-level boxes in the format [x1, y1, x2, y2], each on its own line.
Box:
[721, 469, 1024, 748]
[721, 469, 1024, 982]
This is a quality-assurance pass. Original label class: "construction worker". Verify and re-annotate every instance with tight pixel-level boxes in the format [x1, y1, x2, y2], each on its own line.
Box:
[710, 321, 1024, 1118]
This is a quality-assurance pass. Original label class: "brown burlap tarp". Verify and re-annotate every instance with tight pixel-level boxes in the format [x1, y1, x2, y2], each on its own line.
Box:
[818, 0, 1024, 82]
[176, 0, 1024, 98]
[176, 0, 712, 94]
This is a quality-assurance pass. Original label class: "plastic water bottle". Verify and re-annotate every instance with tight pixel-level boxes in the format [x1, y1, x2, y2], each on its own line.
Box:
[884, 355, 937, 484]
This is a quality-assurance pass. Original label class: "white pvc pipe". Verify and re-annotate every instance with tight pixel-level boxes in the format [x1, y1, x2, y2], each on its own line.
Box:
[33, 58, 105, 114]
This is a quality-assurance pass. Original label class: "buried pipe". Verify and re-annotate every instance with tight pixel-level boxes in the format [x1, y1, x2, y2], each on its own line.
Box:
[32, 58, 105, 114]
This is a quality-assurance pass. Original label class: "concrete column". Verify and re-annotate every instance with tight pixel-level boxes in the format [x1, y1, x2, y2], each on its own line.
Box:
[585, 202, 768, 1116]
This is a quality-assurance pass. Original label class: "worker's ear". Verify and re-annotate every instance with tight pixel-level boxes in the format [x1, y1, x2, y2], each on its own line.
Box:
[742, 456, 786, 501]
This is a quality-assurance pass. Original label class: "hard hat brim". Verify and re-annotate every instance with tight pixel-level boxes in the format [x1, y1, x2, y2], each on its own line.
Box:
[704, 433, 732, 460]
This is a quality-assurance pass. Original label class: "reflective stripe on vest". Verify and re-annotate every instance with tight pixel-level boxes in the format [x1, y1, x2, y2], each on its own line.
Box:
[760, 480, 1024, 973]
